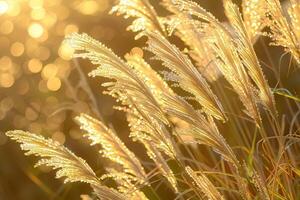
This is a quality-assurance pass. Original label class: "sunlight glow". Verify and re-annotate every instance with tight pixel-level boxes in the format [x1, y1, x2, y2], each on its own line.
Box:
[28, 22, 44, 38]
[0, 1, 8, 15]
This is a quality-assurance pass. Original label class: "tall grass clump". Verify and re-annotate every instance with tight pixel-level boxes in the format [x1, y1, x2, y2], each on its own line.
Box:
[6, 0, 300, 199]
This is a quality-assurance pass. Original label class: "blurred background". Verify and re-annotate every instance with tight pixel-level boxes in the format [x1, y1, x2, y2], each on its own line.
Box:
[0, 0, 299, 199]
[0, 0, 137, 198]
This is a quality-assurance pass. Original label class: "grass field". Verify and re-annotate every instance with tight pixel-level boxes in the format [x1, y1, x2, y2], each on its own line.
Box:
[1, 0, 300, 199]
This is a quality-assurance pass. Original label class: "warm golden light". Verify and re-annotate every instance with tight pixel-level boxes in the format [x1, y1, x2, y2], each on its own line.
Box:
[2, 0, 300, 200]
[28, 58, 43, 73]
[0, 73, 14, 88]
[47, 77, 61, 91]
[10, 42, 24, 57]
[0, 20, 13, 34]
[42, 64, 58, 79]
[58, 43, 74, 60]
[0, 0, 8, 15]
[38, 79, 47, 92]
[6, 2, 20, 17]
[0, 56, 12, 69]
[29, 0, 43, 9]
[131, 47, 144, 57]
[31, 8, 46, 20]
[75, 0, 99, 15]
[64, 24, 78, 35]
[28, 22, 44, 38]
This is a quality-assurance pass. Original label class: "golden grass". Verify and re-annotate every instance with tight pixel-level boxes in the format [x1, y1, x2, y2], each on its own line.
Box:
[6, 0, 300, 199]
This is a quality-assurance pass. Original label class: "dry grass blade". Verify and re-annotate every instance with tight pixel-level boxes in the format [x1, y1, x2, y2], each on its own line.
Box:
[142, 140, 179, 193]
[65, 32, 168, 126]
[92, 185, 128, 200]
[170, 0, 221, 27]
[242, 0, 268, 43]
[264, 0, 300, 64]
[185, 166, 225, 200]
[76, 114, 148, 199]
[6, 130, 100, 185]
[5, 0, 300, 199]
[75, 113, 147, 183]
[162, 0, 221, 82]
[169, 0, 262, 124]
[65, 33, 177, 159]
[289, 0, 300, 41]
[224, 0, 277, 116]
[127, 110, 179, 193]
[110, 0, 165, 38]
[210, 27, 261, 125]
[6, 130, 126, 199]
[65, 33, 180, 191]
[250, 171, 270, 200]
[100, 169, 149, 200]
[126, 51, 237, 165]
[146, 31, 226, 121]
[125, 53, 174, 106]
[125, 53, 195, 125]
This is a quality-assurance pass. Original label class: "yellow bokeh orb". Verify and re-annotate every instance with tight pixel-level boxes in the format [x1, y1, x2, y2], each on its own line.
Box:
[29, 0, 43, 9]
[76, 0, 100, 15]
[0, 1, 8, 15]
[42, 64, 58, 79]
[31, 8, 46, 20]
[47, 77, 61, 91]
[131, 47, 144, 57]
[28, 58, 43, 73]
[0, 56, 12, 72]
[28, 22, 44, 38]
[0, 20, 13, 34]
[58, 43, 74, 60]
[0, 73, 14, 88]
[10, 42, 24, 57]
[7, 2, 20, 17]
[64, 24, 78, 35]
